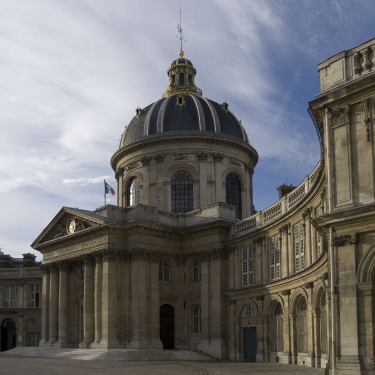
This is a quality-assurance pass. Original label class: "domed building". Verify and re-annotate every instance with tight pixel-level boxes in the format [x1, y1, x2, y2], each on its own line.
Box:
[19, 38, 375, 374]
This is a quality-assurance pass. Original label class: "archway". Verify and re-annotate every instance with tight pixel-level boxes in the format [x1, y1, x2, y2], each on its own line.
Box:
[160, 304, 174, 349]
[1, 319, 16, 352]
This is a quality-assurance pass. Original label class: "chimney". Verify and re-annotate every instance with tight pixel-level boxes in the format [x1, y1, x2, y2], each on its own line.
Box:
[23, 253, 36, 268]
[276, 184, 297, 200]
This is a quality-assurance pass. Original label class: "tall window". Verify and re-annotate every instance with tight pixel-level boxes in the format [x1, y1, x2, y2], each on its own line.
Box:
[4, 285, 15, 308]
[127, 177, 140, 206]
[242, 246, 253, 286]
[316, 206, 324, 257]
[297, 297, 308, 353]
[30, 284, 40, 308]
[294, 222, 305, 272]
[272, 303, 284, 352]
[159, 259, 171, 281]
[269, 235, 280, 281]
[320, 291, 328, 354]
[171, 171, 193, 213]
[226, 173, 242, 219]
[192, 306, 201, 333]
[192, 258, 201, 282]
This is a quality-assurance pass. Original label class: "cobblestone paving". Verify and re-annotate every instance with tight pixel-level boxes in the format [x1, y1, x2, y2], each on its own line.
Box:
[0, 356, 328, 375]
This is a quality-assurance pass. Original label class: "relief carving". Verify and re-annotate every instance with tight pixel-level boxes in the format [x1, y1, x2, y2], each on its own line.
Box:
[361, 99, 371, 142]
[154, 154, 165, 163]
[196, 151, 208, 161]
[125, 162, 138, 171]
[333, 233, 358, 247]
[211, 152, 224, 162]
[228, 157, 241, 166]
[332, 106, 349, 126]
[140, 156, 152, 166]
[173, 154, 189, 160]
[175, 254, 187, 266]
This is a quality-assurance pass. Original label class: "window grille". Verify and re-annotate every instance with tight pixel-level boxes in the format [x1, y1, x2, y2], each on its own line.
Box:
[192, 258, 201, 282]
[4, 285, 15, 308]
[159, 259, 171, 281]
[127, 177, 140, 206]
[30, 284, 40, 308]
[192, 306, 201, 333]
[225, 173, 242, 219]
[171, 171, 193, 213]
[269, 235, 280, 281]
[294, 222, 305, 272]
[242, 247, 253, 286]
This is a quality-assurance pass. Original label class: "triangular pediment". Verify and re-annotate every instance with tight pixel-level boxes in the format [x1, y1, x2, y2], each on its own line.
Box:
[31, 207, 117, 248]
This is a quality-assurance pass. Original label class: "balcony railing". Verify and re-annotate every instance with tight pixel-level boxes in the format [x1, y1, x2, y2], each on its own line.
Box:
[162, 86, 202, 98]
[0, 267, 42, 279]
[231, 160, 323, 238]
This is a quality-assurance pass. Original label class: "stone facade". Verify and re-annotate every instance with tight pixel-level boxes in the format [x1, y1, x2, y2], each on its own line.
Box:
[0, 252, 42, 351]
[27, 38, 375, 374]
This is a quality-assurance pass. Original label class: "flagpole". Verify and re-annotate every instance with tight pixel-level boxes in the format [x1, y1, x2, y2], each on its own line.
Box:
[104, 180, 106, 206]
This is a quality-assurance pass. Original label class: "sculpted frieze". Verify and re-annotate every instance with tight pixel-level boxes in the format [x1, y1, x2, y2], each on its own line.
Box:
[196, 151, 208, 161]
[211, 152, 224, 162]
[228, 157, 241, 166]
[125, 162, 138, 171]
[333, 233, 358, 247]
[173, 153, 189, 160]
[331, 105, 349, 127]
[54, 236, 108, 257]
[154, 154, 165, 163]
[140, 156, 152, 166]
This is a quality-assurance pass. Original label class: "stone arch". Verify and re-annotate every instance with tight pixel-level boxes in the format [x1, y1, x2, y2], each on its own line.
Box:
[290, 287, 308, 314]
[164, 163, 199, 181]
[357, 241, 375, 283]
[122, 172, 144, 206]
[235, 298, 258, 319]
[222, 167, 246, 188]
[263, 294, 285, 317]
[312, 279, 327, 309]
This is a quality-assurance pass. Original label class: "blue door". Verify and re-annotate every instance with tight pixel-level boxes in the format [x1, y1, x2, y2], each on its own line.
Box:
[244, 327, 257, 362]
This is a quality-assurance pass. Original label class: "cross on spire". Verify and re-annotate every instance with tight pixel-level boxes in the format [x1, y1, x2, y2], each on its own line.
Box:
[177, 9, 186, 52]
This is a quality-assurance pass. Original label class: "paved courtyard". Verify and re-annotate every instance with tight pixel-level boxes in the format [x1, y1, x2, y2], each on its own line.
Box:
[0, 356, 328, 375]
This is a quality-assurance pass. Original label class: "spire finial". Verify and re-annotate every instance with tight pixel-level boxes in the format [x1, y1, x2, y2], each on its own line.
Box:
[177, 9, 186, 57]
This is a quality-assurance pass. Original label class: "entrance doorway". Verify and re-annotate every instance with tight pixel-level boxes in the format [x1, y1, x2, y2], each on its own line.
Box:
[1, 319, 16, 352]
[160, 304, 174, 349]
[244, 327, 257, 362]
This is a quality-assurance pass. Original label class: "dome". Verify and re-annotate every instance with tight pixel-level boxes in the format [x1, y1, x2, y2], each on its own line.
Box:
[119, 50, 249, 148]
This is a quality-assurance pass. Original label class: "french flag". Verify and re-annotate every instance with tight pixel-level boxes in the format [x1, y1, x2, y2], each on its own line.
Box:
[104, 180, 115, 195]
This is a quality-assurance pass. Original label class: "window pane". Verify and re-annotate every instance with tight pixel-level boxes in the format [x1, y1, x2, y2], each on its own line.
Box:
[225, 173, 242, 219]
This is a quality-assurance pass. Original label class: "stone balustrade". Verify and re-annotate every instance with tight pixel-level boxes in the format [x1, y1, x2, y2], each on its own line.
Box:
[0, 267, 42, 279]
[231, 160, 322, 238]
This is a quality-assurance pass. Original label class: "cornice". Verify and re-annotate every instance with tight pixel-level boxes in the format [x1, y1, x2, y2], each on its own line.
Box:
[111, 133, 258, 171]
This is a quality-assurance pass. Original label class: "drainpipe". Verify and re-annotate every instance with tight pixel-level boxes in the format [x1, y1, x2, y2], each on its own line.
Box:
[325, 107, 335, 374]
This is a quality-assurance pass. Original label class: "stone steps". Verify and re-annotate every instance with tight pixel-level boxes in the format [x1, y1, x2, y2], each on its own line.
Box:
[1, 347, 216, 361]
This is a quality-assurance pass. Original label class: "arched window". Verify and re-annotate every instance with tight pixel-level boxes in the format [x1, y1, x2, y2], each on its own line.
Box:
[297, 297, 308, 353]
[246, 305, 254, 317]
[192, 258, 201, 282]
[272, 302, 283, 352]
[320, 291, 328, 353]
[171, 171, 193, 213]
[192, 306, 201, 333]
[179, 72, 185, 86]
[127, 177, 140, 206]
[225, 173, 242, 219]
[159, 259, 171, 281]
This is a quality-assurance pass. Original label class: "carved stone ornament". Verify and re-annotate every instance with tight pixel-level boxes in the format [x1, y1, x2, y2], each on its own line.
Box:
[244, 163, 253, 174]
[228, 157, 241, 166]
[120, 250, 130, 263]
[75, 218, 91, 232]
[130, 248, 149, 262]
[322, 272, 328, 280]
[332, 106, 349, 127]
[256, 295, 264, 301]
[49, 263, 59, 274]
[57, 260, 70, 272]
[221, 101, 229, 113]
[196, 151, 208, 161]
[52, 223, 66, 240]
[82, 253, 95, 267]
[135, 106, 143, 118]
[115, 167, 124, 181]
[94, 250, 104, 264]
[302, 208, 311, 220]
[149, 251, 161, 263]
[154, 154, 165, 163]
[211, 152, 224, 162]
[102, 248, 119, 263]
[75, 262, 84, 280]
[173, 154, 189, 160]
[333, 234, 358, 247]
[354, 52, 361, 75]
[140, 156, 152, 166]
[40, 264, 49, 275]
[175, 254, 187, 266]
[210, 248, 228, 261]
[320, 187, 326, 201]
[361, 48, 371, 71]
[176, 95, 186, 107]
[281, 289, 291, 296]
[304, 282, 313, 289]
[361, 99, 371, 142]
[125, 162, 138, 171]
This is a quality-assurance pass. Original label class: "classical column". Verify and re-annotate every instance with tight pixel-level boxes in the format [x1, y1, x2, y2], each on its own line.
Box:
[198, 251, 210, 354]
[129, 248, 149, 349]
[280, 225, 289, 277]
[306, 285, 315, 367]
[150, 252, 163, 349]
[282, 291, 292, 364]
[313, 309, 321, 366]
[39, 265, 50, 346]
[101, 248, 120, 348]
[91, 251, 103, 347]
[47, 263, 59, 346]
[336, 235, 362, 372]
[256, 297, 265, 362]
[263, 316, 270, 362]
[290, 313, 297, 364]
[55, 261, 71, 348]
[227, 301, 236, 360]
[208, 249, 227, 359]
[79, 253, 95, 348]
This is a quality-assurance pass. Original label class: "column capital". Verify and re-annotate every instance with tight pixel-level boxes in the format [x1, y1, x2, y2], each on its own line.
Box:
[175, 254, 186, 266]
[40, 264, 50, 275]
[93, 250, 104, 264]
[82, 253, 95, 267]
[333, 233, 358, 246]
[102, 248, 119, 263]
[49, 263, 59, 274]
[57, 260, 71, 272]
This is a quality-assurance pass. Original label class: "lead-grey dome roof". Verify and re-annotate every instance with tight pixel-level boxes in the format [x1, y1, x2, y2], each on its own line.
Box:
[119, 95, 249, 148]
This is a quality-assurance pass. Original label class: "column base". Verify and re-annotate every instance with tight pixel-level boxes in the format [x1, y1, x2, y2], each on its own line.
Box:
[79, 339, 94, 349]
[38, 339, 49, 347]
[92, 339, 122, 349]
[54, 340, 72, 348]
[46, 339, 57, 347]
[337, 355, 363, 373]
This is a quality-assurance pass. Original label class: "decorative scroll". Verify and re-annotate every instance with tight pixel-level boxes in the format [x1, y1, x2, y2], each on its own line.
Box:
[140, 156, 152, 166]
[281, 290, 291, 296]
[196, 151, 208, 161]
[154, 154, 165, 163]
[125, 162, 138, 171]
[333, 234, 358, 247]
[228, 157, 241, 166]
[331, 106, 349, 126]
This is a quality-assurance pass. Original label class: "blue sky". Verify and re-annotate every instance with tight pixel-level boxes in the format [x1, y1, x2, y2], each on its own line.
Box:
[1, 0, 375, 259]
